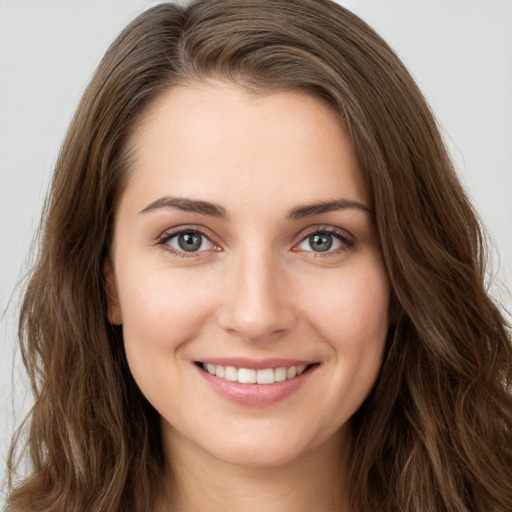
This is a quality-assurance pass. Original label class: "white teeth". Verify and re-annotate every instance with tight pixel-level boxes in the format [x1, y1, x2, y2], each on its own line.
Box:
[202, 363, 311, 384]
[286, 366, 297, 379]
[238, 368, 256, 384]
[256, 368, 275, 384]
[274, 367, 287, 382]
[224, 366, 237, 382]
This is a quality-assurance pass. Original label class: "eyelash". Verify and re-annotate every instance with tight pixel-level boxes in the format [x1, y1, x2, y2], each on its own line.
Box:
[295, 225, 355, 257]
[156, 225, 355, 258]
[157, 226, 218, 258]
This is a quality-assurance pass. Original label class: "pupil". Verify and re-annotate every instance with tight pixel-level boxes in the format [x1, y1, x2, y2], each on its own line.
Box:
[178, 232, 202, 252]
[310, 234, 332, 252]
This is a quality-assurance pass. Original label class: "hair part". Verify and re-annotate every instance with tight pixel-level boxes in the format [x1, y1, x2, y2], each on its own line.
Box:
[7, 1, 512, 511]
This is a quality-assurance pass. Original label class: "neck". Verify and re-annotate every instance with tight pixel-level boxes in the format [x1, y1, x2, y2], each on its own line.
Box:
[157, 423, 351, 512]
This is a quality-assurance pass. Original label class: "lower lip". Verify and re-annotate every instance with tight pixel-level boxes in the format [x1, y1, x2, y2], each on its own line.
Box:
[196, 364, 318, 406]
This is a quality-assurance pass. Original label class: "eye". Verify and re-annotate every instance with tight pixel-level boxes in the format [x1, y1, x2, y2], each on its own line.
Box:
[295, 228, 353, 254]
[160, 229, 216, 254]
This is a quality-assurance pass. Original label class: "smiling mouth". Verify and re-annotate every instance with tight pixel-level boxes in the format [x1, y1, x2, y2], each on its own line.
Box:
[197, 362, 317, 385]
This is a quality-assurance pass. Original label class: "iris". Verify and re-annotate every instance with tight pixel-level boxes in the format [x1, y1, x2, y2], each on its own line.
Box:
[309, 233, 333, 252]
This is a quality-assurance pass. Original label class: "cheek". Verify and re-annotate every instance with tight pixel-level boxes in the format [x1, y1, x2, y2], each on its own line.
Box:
[117, 266, 219, 355]
[301, 261, 390, 347]
[116, 266, 221, 411]
[299, 261, 389, 399]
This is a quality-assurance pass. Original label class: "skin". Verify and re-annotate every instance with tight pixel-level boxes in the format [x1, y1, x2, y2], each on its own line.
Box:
[105, 82, 390, 511]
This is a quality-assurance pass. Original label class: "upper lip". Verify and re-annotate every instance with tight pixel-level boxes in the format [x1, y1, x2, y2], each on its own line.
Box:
[196, 358, 316, 370]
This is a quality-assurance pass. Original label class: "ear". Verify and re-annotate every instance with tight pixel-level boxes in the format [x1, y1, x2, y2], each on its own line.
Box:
[103, 257, 122, 325]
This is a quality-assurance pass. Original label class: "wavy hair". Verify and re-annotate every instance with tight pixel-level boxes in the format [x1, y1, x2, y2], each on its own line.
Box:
[7, 1, 512, 510]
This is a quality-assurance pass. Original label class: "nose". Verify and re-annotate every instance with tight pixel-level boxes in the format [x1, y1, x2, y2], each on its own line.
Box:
[216, 248, 297, 342]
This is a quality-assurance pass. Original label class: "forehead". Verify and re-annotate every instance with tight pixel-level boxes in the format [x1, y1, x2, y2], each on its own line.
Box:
[122, 82, 368, 214]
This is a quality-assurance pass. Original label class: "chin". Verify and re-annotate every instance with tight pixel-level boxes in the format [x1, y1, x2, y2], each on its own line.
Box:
[195, 422, 344, 470]
[221, 443, 303, 468]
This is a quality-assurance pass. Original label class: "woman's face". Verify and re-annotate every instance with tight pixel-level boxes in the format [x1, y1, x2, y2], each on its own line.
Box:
[106, 83, 390, 468]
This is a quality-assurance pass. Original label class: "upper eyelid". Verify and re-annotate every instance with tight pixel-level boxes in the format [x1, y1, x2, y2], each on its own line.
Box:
[157, 225, 216, 243]
[296, 224, 353, 241]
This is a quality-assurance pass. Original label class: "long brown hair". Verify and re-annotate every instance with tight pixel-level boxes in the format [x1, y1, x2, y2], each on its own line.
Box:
[7, 1, 512, 510]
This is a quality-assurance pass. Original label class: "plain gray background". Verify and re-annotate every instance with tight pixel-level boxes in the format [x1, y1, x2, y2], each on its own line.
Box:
[1, 0, 511, 499]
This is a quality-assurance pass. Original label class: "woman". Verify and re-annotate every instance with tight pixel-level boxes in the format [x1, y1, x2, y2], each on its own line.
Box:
[6, 0, 512, 511]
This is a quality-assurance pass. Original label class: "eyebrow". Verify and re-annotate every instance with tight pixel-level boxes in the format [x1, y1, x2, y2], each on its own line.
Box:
[139, 196, 371, 220]
[286, 199, 372, 220]
[139, 197, 227, 218]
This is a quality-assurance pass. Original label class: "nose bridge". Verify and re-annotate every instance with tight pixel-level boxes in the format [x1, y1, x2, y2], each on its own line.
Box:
[217, 242, 295, 341]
